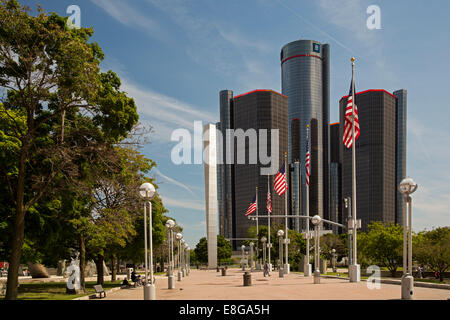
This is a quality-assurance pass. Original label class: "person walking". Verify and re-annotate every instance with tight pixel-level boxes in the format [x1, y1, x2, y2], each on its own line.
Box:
[263, 262, 270, 277]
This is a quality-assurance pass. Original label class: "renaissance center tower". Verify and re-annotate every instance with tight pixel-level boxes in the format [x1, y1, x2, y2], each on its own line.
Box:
[281, 39, 330, 224]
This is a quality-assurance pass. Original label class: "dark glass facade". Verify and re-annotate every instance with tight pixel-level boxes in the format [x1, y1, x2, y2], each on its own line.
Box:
[219, 90, 234, 241]
[394, 89, 407, 225]
[232, 90, 288, 248]
[339, 90, 405, 231]
[329, 123, 341, 234]
[216, 121, 224, 236]
[281, 39, 330, 229]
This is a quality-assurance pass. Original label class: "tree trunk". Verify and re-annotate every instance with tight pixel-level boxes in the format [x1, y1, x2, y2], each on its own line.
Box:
[61, 109, 66, 143]
[439, 271, 444, 283]
[5, 149, 28, 300]
[79, 234, 86, 292]
[94, 255, 104, 285]
[111, 255, 117, 282]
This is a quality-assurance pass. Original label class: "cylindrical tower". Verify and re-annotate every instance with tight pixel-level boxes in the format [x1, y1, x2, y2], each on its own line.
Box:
[281, 39, 330, 225]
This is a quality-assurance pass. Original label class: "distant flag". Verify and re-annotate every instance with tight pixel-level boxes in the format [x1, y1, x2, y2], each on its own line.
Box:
[245, 195, 257, 216]
[343, 80, 360, 148]
[267, 189, 272, 214]
[274, 163, 288, 196]
[305, 125, 311, 186]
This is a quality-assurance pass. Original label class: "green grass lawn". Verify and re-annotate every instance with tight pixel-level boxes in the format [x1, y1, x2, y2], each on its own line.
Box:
[1, 280, 123, 300]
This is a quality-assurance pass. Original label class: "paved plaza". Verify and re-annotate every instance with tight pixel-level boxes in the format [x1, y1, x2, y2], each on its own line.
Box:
[100, 268, 450, 300]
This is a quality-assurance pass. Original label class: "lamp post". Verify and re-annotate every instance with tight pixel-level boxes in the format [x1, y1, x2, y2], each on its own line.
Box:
[277, 230, 284, 278]
[176, 233, 183, 281]
[181, 239, 186, 277]
[331, 249, 337, 273]
[261, 237, 267, 267]
[343, 197, 352, 266]
[250, 242, 254, 271]
[311, 215, 322, 284]
[165, 219, 176, 289]
[398, 177, 418, 300]
[186, 246, 190, 276]
[241, 245, 246, 271]
[139, 182, 156, 300]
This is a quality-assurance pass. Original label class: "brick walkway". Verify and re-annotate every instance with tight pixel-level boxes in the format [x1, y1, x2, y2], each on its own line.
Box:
[99, 268, 450, 300]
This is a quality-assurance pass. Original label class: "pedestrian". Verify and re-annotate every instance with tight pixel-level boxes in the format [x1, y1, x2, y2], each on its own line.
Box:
[263, 262, 270, 277]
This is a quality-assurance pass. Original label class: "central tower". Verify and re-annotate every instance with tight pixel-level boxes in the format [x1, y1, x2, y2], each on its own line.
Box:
[281, 39, 330, 225]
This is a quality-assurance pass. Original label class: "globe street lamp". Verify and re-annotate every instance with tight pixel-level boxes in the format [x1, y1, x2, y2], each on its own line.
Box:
[241, 245, 246, 271]
[249, 242, 255, 271]
[165, 219, 176, 289]
[311, 215, 322, 284]
[181, 239, 186, 277]
[261, 237, 267, 267]
[139, 182, 156, 300]
[186, 246, 190, 276]
[331, 249, 337, 273]
[398, 177, 418, 300]
[277, 230, 284, 278]
[183, 242, 188, 277]
[176, 233, 183, 281]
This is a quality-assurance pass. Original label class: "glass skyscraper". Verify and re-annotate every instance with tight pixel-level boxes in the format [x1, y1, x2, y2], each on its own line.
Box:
[281, 39, 330, 229]
[217, 89, 288, 249]
[339, 89, 407, 231]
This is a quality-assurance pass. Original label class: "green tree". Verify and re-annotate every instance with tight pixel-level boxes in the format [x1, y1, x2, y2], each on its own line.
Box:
[415, 227, 450, 282]
[320, 233, 345, 261]
[363, 222, 404, 276]
[194, 238, 208, 264]
[247, 225, 306, 270]
[194, 235, 232, 265]
[0, 1, 138, 299]
[217, 235, 232, 264]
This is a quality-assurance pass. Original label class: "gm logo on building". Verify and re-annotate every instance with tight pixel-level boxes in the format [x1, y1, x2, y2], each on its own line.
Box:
[313, 43, 321, 53]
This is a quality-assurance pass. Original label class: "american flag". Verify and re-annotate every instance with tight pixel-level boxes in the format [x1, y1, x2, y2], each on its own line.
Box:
[245, 195, 257, 216]
[343, 81, 360, 148]
[305, 125, 311, 186]
[267, 190, 272, 214]
[274, 163, 287, 196]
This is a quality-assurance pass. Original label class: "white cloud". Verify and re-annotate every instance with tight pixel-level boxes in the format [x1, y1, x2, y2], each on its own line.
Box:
[91, 0, 170, 42]
[316, 0, 374, 44]
[275, 0, 358, 56]
[160, 194, 205, 211]
[407, 116, 450, 230]
[146, 0, 279, 90]
[152, 167, 196, 196]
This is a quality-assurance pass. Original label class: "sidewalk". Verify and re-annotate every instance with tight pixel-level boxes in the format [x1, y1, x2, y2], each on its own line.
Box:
[98, 268, 450, 300]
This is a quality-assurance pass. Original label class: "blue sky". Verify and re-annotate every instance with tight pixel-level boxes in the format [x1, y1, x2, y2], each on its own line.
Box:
[22, 0, 450, 247]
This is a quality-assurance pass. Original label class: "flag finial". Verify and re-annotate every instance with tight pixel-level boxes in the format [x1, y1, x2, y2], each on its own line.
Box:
[351, 57, 355, 62]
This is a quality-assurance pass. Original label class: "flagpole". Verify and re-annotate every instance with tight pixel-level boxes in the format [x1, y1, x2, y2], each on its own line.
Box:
[267, 175, 272, 272]
[284, 152, 289, 274]
[255, 186, 259, 267]
[350, 57, 360, 282]
[305, 124, 311, 277]
[256, 187, 259, 237]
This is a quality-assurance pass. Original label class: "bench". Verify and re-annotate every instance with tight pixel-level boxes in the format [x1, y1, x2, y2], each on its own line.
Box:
[92, 284, 106, 299]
